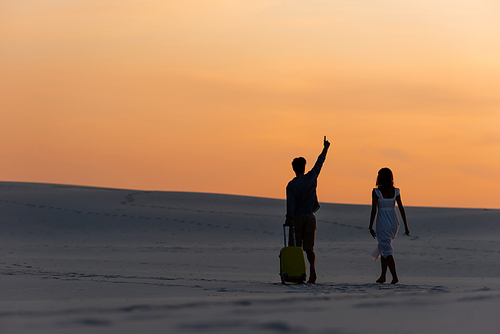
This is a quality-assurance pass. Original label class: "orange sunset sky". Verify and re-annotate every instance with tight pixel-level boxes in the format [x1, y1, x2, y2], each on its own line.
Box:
[2, 1, 500, 208]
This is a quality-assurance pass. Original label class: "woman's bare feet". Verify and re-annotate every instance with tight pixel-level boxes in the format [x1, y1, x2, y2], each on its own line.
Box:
[391, 278, 399, 284]
[376, 277, 386, 284]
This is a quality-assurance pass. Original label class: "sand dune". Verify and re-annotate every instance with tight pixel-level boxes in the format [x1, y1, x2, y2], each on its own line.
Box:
[0, 182, 499, 333]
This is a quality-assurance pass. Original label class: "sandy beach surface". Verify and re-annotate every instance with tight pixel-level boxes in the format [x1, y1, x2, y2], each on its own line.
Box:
[0, 182, 499, 333]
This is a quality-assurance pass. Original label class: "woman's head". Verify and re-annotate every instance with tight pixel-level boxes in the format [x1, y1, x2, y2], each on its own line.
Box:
[376, 167, 394, 191]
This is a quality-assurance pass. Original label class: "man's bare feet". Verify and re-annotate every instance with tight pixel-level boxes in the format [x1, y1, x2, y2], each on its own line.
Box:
[308, 267, 317, 284]
[376, 277, 386, 284]
[391, 278, 399, 284]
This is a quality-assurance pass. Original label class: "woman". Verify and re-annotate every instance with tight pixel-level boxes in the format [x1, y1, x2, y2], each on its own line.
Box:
[369, 168, 410, 284]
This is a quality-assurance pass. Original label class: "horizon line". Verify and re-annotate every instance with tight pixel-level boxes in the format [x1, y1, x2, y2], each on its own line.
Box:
[1, 180, 498, 211]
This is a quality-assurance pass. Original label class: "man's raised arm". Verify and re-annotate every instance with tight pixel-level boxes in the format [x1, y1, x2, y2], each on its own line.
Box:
[310, 136, 330, 176]
[321, 135, 330, 157]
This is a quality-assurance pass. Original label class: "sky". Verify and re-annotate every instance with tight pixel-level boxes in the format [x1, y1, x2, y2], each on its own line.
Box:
[1, 0, 500, 208]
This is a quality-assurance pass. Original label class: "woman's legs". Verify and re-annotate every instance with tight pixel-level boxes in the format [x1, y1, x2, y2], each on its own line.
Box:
[376, 256, 388, 283]
[377, 255, 398, 284]
[386, 255, 398, 284]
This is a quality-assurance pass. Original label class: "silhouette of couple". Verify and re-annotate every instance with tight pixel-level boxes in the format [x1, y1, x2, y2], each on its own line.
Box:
[285, 137, 410, 284]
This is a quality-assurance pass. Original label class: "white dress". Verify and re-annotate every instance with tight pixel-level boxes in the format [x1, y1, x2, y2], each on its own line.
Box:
[371, 188, 400, 260]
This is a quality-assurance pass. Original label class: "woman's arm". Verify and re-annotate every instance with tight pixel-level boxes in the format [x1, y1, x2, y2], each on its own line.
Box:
[396, 195, 410, 235]
[369, 189, 377, 238]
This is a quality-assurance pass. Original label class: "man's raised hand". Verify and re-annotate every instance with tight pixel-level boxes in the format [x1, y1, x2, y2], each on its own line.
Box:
[324, 136, 331, 149]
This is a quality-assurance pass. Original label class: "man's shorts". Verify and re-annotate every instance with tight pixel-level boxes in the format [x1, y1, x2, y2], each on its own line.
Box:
[289, 214, 317, 251]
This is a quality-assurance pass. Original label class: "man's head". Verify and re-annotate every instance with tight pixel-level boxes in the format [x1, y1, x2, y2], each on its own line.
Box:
[292, 157, 306, 175]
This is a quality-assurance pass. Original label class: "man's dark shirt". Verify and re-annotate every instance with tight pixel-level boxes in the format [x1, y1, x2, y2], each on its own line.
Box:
[286, 153, 326, 218]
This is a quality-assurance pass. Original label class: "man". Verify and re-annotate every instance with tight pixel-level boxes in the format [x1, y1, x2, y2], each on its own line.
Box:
[285, 136, 330, 284]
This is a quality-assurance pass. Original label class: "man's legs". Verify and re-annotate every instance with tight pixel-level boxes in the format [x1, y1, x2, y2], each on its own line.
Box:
[290, 215, 317, 283]
[305, 249, 316, 283]
[290, 216, 305, 247]
[302, 215, 317, 284]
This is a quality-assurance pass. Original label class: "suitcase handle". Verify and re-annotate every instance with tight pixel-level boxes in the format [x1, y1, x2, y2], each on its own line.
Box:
[283, 224, 296, 247]
[283, 225, 286, 247]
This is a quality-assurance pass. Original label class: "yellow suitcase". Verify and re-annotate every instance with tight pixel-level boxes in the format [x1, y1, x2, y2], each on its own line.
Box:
[279, 225, 306, 284]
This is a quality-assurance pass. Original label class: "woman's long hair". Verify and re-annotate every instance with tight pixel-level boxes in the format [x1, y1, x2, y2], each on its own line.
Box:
[376, 167, 394, 191]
